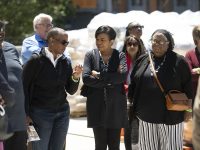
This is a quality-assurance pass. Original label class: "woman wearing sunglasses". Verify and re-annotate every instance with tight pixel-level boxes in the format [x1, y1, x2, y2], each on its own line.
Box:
[122, 35, 144, 150]
[23, 27, 82, 150]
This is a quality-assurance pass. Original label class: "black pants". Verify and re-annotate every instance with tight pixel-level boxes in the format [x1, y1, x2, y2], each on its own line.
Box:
[4, 131, 27, 150]
[124, 116, 139, 150]
[124, 126, 132, 150]
[93, 127, 121, 150]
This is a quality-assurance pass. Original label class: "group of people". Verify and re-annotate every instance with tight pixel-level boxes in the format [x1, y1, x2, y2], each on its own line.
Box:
[0, 13, 82, 150]
[0, 12, 200, 150]
[82, 21, 199, 150]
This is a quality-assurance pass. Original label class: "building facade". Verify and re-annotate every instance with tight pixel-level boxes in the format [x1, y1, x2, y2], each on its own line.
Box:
[72, 0, 200, 13]
[70, 0, 200, 29]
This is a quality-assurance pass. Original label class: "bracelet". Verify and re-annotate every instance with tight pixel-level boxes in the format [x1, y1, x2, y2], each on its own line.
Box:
[71, 76, 79, 83]
[185, 109, 192, 112]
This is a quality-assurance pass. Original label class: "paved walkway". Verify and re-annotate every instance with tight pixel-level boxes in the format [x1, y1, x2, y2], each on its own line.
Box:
[65, 117, 126, 150]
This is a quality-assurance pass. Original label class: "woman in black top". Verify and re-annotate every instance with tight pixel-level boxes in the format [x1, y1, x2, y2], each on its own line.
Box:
[128, 29, 193, 150]
[23, 27, 82, 150]
[82, 25, 128, 150]
[122, 35, 144, 150]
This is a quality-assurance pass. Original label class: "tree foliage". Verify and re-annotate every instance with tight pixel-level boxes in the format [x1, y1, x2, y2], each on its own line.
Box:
[0, 0, 76, 45]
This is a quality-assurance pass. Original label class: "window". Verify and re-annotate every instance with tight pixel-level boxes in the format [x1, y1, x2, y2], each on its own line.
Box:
[176, 0, 187, 6]
[131, 0, 142, 6]
[199, 0, 200, 9]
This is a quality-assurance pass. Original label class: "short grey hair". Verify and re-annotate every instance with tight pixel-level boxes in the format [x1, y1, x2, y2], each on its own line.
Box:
[33, 13, 53, 31]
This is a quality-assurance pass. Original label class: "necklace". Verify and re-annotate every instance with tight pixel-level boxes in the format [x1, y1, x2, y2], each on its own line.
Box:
[99, 51, 111, 65]
[154, 55, 166, 73]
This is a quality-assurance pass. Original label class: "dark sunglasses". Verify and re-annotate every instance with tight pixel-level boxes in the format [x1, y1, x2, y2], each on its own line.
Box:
[54, 39, 69, 46]
[133, 25, 144, 29]
[127, 42, 138, 47]
[60, 40, 69, 46]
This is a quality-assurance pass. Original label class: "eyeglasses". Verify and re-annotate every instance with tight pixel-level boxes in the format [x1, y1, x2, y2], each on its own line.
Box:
[151, 40, 169, 45]
[38, 23, 53, 28]
[127, 42, 138, 47]
[54, 39, 69, 46]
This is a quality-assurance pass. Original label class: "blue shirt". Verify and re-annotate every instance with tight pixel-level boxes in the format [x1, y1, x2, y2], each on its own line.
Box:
[21, 33, 71, 64]
[22, 34, 47, 64]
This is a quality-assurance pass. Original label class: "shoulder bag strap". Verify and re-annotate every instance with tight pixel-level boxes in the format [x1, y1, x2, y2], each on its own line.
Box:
[148, 50, 165, 94]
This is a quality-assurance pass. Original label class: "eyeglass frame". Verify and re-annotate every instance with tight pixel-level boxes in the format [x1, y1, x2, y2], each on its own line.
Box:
[151, 39, 169, 45]
[37, 23, 54, 28]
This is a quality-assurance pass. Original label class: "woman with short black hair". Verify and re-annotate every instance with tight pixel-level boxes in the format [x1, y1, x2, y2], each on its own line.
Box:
[82, 25, 128, 150]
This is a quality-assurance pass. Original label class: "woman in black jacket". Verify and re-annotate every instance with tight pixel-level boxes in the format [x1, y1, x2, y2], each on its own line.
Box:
[23, 27, 82, 150]
[82, 25, 128, 150]
[122, 35, 144, 150]
[128, 29, 193, 150]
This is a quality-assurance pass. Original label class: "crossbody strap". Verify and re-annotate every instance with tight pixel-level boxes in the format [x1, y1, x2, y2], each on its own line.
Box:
[147, 50, 165, 94]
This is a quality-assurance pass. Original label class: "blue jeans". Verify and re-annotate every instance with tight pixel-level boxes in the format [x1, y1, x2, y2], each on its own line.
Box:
[30, 103, 69, 150]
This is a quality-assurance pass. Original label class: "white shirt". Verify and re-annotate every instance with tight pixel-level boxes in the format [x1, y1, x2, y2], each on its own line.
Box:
[44, 47, 62, 67]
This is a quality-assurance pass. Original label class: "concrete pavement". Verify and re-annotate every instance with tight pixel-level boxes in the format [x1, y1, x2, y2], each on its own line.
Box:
[65, 117, 126, 150]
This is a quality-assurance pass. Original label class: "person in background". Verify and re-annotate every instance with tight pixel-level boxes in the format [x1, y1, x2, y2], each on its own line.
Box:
[123, 21, 146, 150]
[128, 29, 193, 150]
[183, 25, 200, 150]
[0, 141, 2, 150]
[23, 27, 82, 150]
[0, 21, 27, 150]
[82, 25, 128, 150]
[125, 21, 146, 53]
[185, 25, 200, 97]
[193, 77, 200, 150]
[21, 13, 70, 65]
[122, 35, 144, 150]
